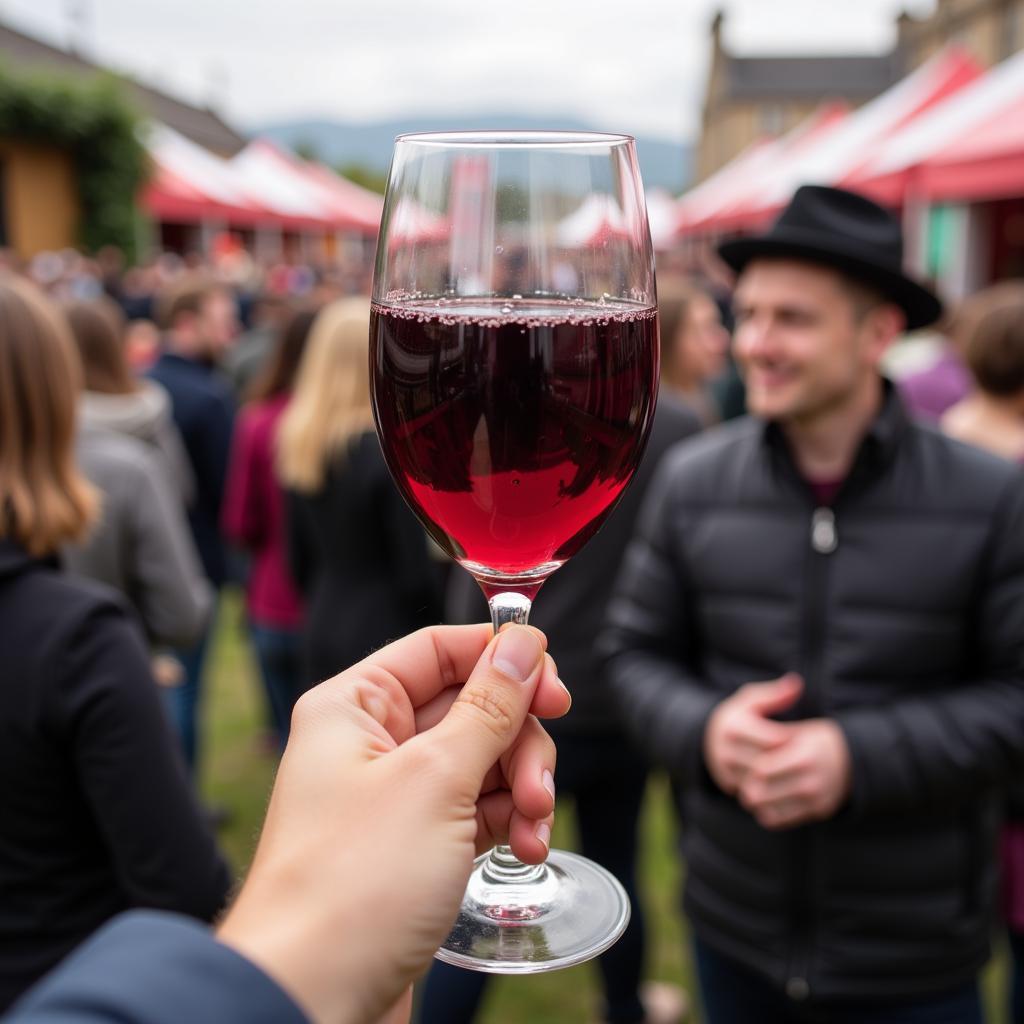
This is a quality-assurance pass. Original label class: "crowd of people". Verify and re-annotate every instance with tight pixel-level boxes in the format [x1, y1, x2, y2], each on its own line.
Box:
[0, 183, 1023, 1024]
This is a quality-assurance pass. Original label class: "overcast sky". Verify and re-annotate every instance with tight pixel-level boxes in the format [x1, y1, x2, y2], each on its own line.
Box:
[1, 0, 935, 141]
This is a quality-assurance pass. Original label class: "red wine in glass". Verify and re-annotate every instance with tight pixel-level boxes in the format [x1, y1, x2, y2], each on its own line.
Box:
[372, 129, 657, 974]
[371, 297, 658, 594]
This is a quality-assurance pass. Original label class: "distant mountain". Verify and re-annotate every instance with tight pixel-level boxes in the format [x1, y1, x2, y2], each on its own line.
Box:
[251, 114, 693, 194]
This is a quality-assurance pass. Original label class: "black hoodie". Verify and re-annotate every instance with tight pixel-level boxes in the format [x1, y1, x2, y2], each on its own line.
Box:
[0, 540, 230, 1010]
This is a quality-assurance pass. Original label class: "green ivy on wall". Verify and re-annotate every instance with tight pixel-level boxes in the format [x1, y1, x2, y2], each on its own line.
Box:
[0, 65, 148, 259]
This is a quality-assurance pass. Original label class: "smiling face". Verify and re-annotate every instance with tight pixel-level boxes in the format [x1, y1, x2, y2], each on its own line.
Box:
[732, 259, 902, 427]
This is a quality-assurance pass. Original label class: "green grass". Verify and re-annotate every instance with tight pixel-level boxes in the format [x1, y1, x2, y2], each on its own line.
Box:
[201, 589, 1009, 1023]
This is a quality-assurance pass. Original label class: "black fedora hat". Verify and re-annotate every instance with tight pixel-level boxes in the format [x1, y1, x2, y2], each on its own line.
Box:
[717, 185, 943, 331]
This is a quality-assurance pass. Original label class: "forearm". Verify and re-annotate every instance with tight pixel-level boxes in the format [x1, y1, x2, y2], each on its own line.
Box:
[605, 647, 719, 784]
[9, 911, 308, 1024]
[836, 675, 1024, 815]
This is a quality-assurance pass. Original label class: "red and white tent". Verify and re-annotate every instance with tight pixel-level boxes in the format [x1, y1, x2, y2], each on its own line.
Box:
[142, 127, 383, 238]
[676, 46, 982, 239]
[856, 46, 1024, 204]
[229, 140, 382, 234]
[556, 194, 629, 247]
[645, 188, 684, 250]
[772, 46, 981, 206]
[384, 197, 449, 248]
[299, 160, 384, 234]
[688, 102, 850, 235]
[676, 137, 781, 236]
[143, 124, 269, 228]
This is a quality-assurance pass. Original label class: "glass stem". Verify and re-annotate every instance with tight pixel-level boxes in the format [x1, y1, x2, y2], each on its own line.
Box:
[482, 591, 546, 886]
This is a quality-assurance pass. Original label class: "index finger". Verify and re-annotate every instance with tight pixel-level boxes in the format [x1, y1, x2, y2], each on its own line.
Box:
[352, 623, 549, 709]
[734, 716, 793, 751]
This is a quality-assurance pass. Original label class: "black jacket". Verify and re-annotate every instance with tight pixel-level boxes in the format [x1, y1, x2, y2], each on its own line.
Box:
[0, 541, 231, 1010]
[602, 384, 1024, 1003]
[286, 431, 442, 685]
[147, 352, 235, 588]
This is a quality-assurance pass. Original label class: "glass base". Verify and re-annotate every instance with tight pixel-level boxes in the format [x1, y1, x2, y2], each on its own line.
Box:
[434, 849, 631, 974]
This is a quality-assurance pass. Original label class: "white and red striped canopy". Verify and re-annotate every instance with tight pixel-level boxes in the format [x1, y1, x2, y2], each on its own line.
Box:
[676, 45, 983, 239]
[679, 102, 849, 236]
[856, 46, 1024, 204]
[142, 126, 382, 236]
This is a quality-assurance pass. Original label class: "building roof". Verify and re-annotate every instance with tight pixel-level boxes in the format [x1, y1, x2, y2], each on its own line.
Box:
[724, 53, 904, 101]
[0, 20, 246, 154]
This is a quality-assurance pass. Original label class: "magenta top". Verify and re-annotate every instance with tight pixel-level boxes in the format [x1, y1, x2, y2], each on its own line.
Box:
[222, 394, 304, 629]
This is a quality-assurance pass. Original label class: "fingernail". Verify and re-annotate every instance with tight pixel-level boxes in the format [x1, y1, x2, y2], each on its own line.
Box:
[492, 627, 542, 682]
[558, 678, 572, 707]
[535, 822, 551, 849]
[542, 769, 556, 801]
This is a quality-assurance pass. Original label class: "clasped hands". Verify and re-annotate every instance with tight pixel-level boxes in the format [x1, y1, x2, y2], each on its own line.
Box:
[703, 673, 852, 830]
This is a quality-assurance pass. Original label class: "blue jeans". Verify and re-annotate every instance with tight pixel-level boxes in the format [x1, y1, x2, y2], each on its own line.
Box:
[161, 614, 214, 776]
[249, 623, 303, 745]
[417, 730, 650, 1024]
[694, 938, 983, 1024]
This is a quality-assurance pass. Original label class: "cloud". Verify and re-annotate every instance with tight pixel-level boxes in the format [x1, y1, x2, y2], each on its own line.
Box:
[2, 0, 935, 141]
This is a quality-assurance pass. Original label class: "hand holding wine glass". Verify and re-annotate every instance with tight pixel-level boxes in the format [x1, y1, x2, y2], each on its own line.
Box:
[217, 624, 569, 1024]
[370, 131, 658, 971]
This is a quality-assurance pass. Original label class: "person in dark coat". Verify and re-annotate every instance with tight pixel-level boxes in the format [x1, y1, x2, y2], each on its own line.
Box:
[0, 277, 231, 1011]
[602, 187, 1024, 1023]
[147, 277, 238, 773]
[277, 298, 440, 685]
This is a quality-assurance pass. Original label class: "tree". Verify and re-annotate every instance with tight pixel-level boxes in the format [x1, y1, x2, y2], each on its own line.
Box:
[336, 163, 387, 195]
[293, 138, 321, 163]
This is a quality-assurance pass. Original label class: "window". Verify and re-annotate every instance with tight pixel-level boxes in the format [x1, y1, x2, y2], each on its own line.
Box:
[758, 104, 785, 136]
[1001, 1, 1024, 60]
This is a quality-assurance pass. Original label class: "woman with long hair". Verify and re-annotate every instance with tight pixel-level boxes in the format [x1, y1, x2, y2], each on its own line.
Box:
[62, 298, 210, 653]
[222, 308, 317, 744]
[657, 275, 730, 426]
[64, 298, 193, 502]
[277, 297, 441, 686]
[0, 276, 229, 1010]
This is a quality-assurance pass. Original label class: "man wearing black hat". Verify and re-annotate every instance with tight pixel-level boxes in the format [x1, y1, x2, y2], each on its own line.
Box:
[603, 186, 1024, 1022]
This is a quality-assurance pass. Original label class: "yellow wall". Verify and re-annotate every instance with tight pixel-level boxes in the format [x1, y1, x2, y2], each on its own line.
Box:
[903, 0, 1024, 69]
[0, 140, 79, 259]
[697, 99, 821, 182]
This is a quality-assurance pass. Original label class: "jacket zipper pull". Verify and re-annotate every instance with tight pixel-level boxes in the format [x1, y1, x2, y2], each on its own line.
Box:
[811, 507, 838, 554]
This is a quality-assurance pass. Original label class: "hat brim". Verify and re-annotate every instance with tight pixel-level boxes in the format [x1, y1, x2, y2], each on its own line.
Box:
[718, 233, 943, 332]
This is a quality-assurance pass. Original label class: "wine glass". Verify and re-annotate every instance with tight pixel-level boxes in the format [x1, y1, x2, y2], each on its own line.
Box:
[370, 131, 659, 973]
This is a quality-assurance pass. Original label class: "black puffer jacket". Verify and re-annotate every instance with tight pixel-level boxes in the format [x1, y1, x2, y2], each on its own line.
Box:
[602, 384, 1024, 1004]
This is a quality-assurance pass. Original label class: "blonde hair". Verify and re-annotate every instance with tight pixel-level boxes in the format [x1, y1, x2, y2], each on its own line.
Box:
[0, 276, 99, 555]
[277, 297, 375, 493]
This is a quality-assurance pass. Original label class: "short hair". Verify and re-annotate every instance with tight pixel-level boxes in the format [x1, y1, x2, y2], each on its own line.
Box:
[957, 281, 1024, 397]
[0, 276, 98, 555]
[155, 274, 224, 330]
[837, 274, 890, 323]
[63, 298, 137, 395]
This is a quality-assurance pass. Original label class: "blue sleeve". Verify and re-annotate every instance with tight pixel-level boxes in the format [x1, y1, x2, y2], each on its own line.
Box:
[6, 911, 308, 1024]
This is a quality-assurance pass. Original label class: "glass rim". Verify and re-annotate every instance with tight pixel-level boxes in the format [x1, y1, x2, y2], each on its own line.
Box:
[393, 129, 636, 148]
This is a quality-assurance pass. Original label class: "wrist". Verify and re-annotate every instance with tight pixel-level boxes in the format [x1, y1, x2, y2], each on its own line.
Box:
[217, 878, 365, 1024]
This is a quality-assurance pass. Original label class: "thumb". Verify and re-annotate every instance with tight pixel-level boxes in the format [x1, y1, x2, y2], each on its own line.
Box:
[428, 625, 545, 783]
[745, 672, 804, 716]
